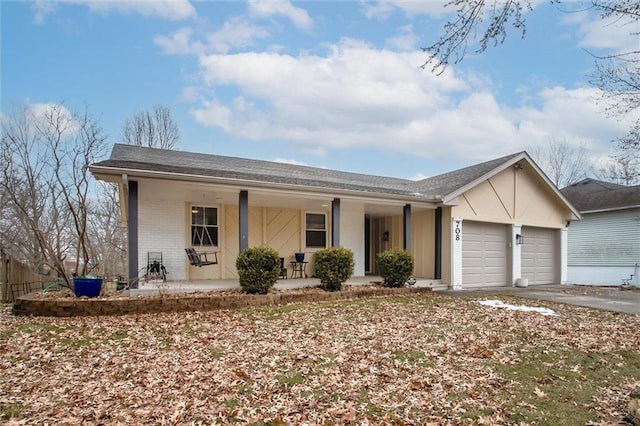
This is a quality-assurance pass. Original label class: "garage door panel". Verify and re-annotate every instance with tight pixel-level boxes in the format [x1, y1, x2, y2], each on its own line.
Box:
[521, 227, 558, 285]
[463, 222, 508, 288]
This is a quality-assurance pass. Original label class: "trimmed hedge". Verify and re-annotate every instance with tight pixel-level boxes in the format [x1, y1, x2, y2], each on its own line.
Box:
[377, 249, 414, 288]
[236, 246, 280, 294]
[314, 246, 354, 291]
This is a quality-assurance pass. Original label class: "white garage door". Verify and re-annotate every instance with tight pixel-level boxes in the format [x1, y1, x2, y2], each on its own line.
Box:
[521, 227, 558, 285]
[463, 222, 508, 288]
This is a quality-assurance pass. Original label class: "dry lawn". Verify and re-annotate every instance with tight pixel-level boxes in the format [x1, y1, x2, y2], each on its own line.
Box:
[1, 293, 639, 425]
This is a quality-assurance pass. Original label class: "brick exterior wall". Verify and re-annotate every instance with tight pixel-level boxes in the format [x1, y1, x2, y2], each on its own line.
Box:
[13, 287, 432, 317]
[138, 183, 188, 281]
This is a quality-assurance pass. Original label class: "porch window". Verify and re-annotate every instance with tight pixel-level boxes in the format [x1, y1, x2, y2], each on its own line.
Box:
[305, 213, 326, 248]
[191, 206, 218, 247]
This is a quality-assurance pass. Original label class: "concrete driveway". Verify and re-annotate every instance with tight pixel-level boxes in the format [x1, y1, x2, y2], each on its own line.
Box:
[438, 284, 640, 315]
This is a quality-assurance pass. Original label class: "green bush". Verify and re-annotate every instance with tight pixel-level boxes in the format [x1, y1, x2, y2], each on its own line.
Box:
[314, 246, 354, 291]
[377, 249, 414, 288]
[236, 246, 280, 294]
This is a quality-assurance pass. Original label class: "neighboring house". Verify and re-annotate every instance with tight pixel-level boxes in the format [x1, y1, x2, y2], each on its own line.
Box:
[90, 144, 580, 290]
[561, 179, 640, 286]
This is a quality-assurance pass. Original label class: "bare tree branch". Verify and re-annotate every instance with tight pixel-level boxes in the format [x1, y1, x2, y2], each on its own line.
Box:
[121, 104, 180, 149]
[528, 138, 593, 188]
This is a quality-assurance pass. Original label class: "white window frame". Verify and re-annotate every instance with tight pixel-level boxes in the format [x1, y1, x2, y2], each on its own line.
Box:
[190, 205, 219, 247]
[305, 212, 328, 249]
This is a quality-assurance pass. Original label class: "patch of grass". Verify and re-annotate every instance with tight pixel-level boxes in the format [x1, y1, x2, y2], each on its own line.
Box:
[106, 330, 129, 341]
[0, 329, 16, 340]
[209, 346, 224, 360]
[492, 347, 640, 425]
[276, 369, 304, 388]
[224, 399, 239, 409]
[392, 349, 426, 363]
[17, 323, 64, 334]
[255, 304, 302, 321]
[181, 325, 195, 335]
[0, 402, 26, 420]
[56, 335, 97, 348]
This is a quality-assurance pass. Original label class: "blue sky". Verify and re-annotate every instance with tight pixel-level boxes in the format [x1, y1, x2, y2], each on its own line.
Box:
[1, 0, 637, 179]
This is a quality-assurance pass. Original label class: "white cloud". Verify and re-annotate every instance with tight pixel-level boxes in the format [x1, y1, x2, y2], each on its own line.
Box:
[154, 27, 202, 55]
[361, 0, 451, 19]
[187, 40, 631, 163]
[386, 25, 418, 51]
[26, 103, 79, 136]
[155, 18, 269, 56]
[206, 17, 269, 54]
[515, 86, 632, 154]
[577, 13, 639, 54]
[248, 0, 313, 31]
[32, 0, 196, 23]
[273, 157, 309, 166]
[409, 172, 428, 181]
[32, 0, 57, 24]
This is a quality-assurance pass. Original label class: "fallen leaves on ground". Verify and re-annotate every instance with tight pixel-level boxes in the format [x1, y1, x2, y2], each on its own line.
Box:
[1, 293, 639, 425]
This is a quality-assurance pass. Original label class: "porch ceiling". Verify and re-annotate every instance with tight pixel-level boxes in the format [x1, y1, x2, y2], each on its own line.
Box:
[145, 178, 434, 217]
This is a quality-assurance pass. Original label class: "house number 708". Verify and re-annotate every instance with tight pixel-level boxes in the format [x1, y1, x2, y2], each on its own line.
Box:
[455, 221, 461, 241]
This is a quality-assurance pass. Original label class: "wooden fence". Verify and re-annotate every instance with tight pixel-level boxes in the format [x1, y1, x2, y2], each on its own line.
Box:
[1, 252, 59, 303]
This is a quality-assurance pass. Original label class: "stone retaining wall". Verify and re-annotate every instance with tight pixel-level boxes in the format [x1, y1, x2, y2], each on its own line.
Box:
[13, 287, 432, 317]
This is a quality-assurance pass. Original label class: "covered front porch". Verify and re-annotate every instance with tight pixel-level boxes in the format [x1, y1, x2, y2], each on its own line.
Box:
[125, 177, 443, 286]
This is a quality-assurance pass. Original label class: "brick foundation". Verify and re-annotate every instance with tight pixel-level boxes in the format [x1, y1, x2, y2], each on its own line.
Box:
[13, 287, 432, 317]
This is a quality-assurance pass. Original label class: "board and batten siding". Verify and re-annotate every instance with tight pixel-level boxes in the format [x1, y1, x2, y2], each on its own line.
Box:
[568, 208, 640, 267]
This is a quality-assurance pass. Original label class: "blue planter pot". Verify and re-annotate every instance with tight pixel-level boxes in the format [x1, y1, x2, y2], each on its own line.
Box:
[295, 252, 305, 262]
[73, 277, 103, 298]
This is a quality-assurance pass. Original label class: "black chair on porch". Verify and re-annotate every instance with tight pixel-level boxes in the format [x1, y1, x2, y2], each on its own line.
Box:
[146, 252, 167, 281]
[279, 257, 288, 279]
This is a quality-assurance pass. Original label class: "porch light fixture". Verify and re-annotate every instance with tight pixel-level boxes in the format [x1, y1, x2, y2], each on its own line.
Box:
[191, 207, 199, 214]
[515, 234, 524, 245]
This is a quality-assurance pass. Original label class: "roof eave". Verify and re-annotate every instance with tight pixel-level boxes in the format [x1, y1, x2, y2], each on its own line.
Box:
[580, 205, 640, 214]
[89, 164, 441, 205]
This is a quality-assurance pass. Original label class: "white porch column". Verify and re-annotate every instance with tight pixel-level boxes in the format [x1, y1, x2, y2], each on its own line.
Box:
[511, 224, 522, 286]
[560, 228, 568, 284]
[451, 217, 463, 290]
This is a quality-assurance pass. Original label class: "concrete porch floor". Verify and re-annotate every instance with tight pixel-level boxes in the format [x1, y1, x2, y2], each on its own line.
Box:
[129, 276, 443, 297]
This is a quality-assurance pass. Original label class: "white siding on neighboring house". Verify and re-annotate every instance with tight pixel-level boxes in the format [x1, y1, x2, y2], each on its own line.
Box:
[568, 209, 640, 266]
[567, 208, 640, 285]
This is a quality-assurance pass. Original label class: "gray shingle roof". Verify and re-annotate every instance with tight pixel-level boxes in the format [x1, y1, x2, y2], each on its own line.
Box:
[560, 178, 640, 212]
[413, 152, 523, 197]
[91, 144, 526, 201]
[93, 144, 428, 198]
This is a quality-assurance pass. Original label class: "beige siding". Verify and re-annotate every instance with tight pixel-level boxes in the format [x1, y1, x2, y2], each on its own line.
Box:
[453, 164, 571, 228]
[192, 205, 306, 279]
[411, 210, 435, 279]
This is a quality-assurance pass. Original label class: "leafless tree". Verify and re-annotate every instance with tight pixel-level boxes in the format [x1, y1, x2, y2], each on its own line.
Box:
[423, 1, 639, 180]
[0, 104, 107, 285]
[87, 183, 127, 278]
[121, 104, 180, 149]
[596, 134, 640, 184]
[528, 138, 593, 188]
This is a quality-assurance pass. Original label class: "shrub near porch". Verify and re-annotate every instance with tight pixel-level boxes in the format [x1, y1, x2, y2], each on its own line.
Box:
[313, 246, 355, 291]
